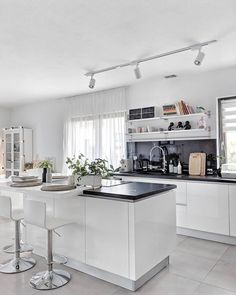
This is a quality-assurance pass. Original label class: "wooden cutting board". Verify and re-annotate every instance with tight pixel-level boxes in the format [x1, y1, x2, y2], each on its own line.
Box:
[189, 153, 202, 176]
[200, 153, 206, 176]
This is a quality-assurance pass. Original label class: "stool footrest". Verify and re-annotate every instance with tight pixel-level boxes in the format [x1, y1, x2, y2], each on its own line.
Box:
[3, 243, 34, 254]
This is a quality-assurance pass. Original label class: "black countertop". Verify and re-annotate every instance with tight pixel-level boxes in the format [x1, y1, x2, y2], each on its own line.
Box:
[113, 172, 236, 184]
[83, 182, 176, 202]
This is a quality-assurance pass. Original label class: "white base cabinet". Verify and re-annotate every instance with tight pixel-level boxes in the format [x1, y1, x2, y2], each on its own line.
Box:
[120, 176, 236, 238]
[229, 186, 236, 237]
[187, 183, 229, 235]
[86, 197, 129, 277]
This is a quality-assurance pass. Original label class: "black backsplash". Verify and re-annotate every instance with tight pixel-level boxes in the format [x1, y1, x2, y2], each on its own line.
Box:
[127, 139, 217, 166]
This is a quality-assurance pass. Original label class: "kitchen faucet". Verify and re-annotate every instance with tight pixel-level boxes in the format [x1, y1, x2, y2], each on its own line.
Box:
[149, 145, 167, 173]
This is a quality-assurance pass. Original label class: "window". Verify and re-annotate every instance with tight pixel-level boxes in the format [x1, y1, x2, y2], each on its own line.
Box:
[218, 97, 236, 164]
[65, 111, 126, 169]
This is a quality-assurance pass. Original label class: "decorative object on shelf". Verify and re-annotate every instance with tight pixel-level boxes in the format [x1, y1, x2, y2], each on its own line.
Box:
[137, 127, 142, 133]
[66, 154, 116, 188]
[141, 106, 155, 119]
[196, 106, 206, 113]
[176, 122, 184, 129]
[129, 108, 141, 120]
[162, 104, 177, 115]
[168, 122, 175, 131]
[197, 116, 206, 129]
[184, 121, 191, 130]
[24, 162, 33, 170]
[129, 106, 155, 120]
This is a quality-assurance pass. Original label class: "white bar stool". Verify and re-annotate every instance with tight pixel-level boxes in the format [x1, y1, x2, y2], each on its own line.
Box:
[24, 199, 72, 290]
[0, 196, 36, 273]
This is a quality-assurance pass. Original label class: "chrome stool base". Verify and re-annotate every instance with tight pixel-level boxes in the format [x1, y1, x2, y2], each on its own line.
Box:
[0, 257, 36, 274]
[30, 269, 71, 290]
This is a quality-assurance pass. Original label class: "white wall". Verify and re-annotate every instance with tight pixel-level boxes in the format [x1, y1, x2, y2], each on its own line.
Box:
[0, 107, 10, 129]
[10, 100, 66, 171]
[0, 107, 11, 172]
[9, 66, 236, 172]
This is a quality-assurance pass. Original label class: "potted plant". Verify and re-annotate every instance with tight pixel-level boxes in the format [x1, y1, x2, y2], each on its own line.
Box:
[66, 154, 115, 188]
[38, 160, 53, 183]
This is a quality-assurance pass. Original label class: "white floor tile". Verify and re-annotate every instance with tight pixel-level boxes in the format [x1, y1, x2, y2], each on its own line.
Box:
[204, 261, 236, 292]
[176, 234, 188, 246]
[113, 270, 200, 295]
[176, 237, 228, 260]
[220, 246, 236, 265]
[193, 283, 236, 295]
[169, 250, 217, 281]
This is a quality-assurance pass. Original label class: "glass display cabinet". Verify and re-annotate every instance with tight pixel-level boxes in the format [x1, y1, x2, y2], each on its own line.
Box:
[2, 127, 32, 178]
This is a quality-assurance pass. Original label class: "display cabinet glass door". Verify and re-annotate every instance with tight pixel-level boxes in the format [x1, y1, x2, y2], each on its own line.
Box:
[5, 131, 20, 177]
[13, 132, 20, 170]
[5, 133, 12, 178]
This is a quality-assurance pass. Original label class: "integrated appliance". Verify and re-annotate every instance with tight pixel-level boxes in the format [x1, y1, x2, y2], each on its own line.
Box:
[120, 159, 133, 173]
[221, 164, 236, 179]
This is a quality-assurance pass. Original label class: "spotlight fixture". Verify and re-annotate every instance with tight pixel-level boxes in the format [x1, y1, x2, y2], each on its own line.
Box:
[85, 40, 216, 84]
[89, 75, 95, 89]
[134, 63, 141, 79]
[194, 49, 205, 66]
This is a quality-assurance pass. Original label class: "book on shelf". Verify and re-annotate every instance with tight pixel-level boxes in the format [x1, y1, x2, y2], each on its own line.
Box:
[175, 100, 195, 115]
[162, 104, 177, 115]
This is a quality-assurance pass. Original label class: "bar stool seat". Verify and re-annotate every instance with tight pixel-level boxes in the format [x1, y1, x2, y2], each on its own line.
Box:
[11, 209, 24, 220]
[0, 196, 36, 274]
[45, 217, 71, 230]
[24, 199, 72, 290]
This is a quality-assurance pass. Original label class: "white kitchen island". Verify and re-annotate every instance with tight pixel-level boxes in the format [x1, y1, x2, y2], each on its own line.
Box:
[0, 180, 176, 291]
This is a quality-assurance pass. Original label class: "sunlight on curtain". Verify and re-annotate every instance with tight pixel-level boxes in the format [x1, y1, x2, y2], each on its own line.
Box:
[63, 87, 126, 173]
[101, 112, 125, 168]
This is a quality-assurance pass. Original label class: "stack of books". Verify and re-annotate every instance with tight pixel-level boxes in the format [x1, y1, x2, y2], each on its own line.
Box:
[162, 100, 203, 116]
[176, 100, 195, 115]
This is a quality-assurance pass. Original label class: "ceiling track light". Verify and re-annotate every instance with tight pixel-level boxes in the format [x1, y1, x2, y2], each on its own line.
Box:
[85, 39, 216, 87]
[134, 63, 141, 79]
[194, 48, 205, 66]
[89, 74, 96, 89]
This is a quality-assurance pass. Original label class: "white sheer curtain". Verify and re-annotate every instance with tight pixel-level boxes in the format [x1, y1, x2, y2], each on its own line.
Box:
[63, 87, 126, 173]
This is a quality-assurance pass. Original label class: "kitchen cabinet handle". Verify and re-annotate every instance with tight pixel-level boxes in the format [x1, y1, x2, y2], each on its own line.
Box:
[176, 202, 187, 207]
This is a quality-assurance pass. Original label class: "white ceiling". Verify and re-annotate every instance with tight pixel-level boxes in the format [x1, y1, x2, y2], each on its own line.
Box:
[0, 0, 236, 107]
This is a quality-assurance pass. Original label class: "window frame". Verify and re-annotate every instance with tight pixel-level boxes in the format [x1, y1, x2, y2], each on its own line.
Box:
[217, 96, 236, 168]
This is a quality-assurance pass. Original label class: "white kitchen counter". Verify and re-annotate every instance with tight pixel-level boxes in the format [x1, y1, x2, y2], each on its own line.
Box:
[0, 179, 176, 291]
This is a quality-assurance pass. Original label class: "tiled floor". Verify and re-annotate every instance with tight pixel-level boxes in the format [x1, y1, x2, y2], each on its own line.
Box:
[1, 218, 236, 295]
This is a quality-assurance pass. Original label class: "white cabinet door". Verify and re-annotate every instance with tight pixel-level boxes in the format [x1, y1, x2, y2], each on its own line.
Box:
[121, 176, 187, 205]
[86, 197, 129, 277]
[176, 204, 188, 228]
[187, 182, 229, 235]
[229, 185, 236, 237]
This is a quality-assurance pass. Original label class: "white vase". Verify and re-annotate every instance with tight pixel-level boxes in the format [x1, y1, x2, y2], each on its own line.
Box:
[78, 175, 102, 188]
